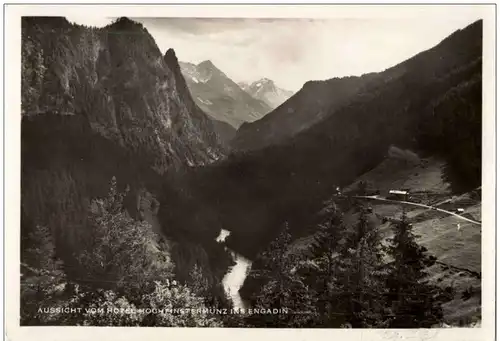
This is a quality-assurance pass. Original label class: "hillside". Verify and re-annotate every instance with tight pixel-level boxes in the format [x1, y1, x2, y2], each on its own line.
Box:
[239, 147, 481, 326]
[167, 20, 482, 259]
[211, 119, 238, 147]
[239, 78, 294, 109]
[232, 21, 482, 155]
[180, 60, 271, 129]
[232, 74, 376, 152]
[345, 153, 481, 326]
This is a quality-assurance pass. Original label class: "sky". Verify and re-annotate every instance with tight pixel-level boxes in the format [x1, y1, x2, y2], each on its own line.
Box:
[66, 15, 482, 92]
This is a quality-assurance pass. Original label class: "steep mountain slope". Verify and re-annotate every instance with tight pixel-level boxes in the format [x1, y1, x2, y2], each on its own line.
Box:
[232, 73, 378, 152]
[21, 17, 226, 278]
[163, 50, 236, 149]
[211, 119, 238, 147]
[166, 20, 482, 258]
[180, 61, 271, 129]
[239, 78, 294, 108]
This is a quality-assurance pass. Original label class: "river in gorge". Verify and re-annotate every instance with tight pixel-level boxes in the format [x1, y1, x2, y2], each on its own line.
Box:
[216, 229, 252, 310]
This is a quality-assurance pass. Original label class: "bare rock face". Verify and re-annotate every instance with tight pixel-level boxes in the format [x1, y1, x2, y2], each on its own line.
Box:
[22, 17, 223, 173]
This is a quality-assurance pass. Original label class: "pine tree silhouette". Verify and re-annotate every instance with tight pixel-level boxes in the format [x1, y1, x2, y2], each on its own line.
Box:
[385, 209, 445, 327]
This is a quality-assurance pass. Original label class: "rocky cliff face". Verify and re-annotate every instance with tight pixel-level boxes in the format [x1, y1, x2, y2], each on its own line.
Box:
[21, 16, 225, 266]
[22, 17, 223, 172]
[163, 48, 233, 153]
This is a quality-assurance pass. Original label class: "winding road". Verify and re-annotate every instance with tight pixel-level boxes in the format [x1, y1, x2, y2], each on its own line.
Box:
[352, 195, 481, 226]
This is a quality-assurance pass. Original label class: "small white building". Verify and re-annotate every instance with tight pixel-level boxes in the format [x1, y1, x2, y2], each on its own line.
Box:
[388, 190, 409, 200]
[389, 189, 409, 198]
[389, 190, 409, 196]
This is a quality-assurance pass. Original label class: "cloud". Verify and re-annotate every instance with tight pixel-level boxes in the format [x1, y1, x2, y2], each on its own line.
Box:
[65, 15, 114, 28]
[66, 15, 483, 92]
[134, 17, 319, 36]
[134, 18, 256, 35]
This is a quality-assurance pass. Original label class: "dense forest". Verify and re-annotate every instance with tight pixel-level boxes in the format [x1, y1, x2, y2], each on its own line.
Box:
[238, 201, 454, 328]
[22, 178, 229, 326]
[24, 180, 470, 327]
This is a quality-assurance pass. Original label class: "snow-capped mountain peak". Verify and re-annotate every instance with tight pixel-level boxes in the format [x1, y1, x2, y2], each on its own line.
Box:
[179, 60, 272, 129]
[241, 78, 294, 109]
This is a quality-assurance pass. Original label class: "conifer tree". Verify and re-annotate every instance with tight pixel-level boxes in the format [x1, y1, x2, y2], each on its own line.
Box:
[348, 205, 387, 327]
[250, 222, 318, 327]
[21, 223, 67, 325]
[21, 176, 225, 327]
[307, 203, 346, 327]
[311, 201, 387, 327]
[188, 263, 209, 298]
[385, 210, 444, 327]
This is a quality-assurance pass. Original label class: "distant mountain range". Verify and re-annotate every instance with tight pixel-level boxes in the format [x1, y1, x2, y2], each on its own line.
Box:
[179, 60, 271, 129]
[179, 61, 295, 147]
[238, 78, 294, 109]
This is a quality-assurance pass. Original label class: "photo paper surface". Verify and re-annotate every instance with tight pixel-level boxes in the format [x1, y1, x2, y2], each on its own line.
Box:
[4, 4, 496, 341]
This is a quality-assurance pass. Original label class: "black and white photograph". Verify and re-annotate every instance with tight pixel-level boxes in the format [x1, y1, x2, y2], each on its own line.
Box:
[4, 3, 496, 338]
